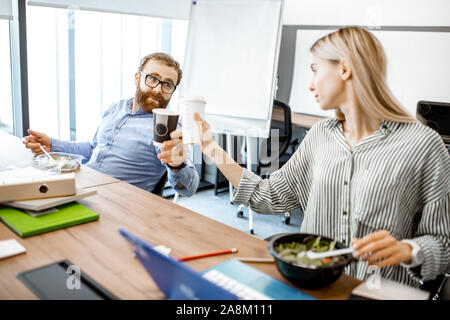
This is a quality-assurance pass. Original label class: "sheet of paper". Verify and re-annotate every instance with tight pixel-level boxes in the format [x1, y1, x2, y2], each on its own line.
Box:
[352, 277, 430, 300]
[5, 188, 97, 211]
[25, 208, 59, 217]
[0, 239, 27, 259]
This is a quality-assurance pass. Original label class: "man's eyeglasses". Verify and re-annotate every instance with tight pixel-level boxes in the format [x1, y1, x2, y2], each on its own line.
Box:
[139, 71, 177, 94]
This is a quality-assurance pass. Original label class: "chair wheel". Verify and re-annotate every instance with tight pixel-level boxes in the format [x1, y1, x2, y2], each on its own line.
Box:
[250, 229, 254, 235]
[236, 210, 244, 218]
[283, 216, 290, 224]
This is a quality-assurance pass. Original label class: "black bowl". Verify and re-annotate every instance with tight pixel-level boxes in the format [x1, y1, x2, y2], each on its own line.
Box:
[268, 233, 353, 289]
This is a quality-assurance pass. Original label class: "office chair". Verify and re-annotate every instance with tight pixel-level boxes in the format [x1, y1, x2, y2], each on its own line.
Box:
[236, 99, 294, 225]
[152, 171, 168, 197]
[152, 171, 180, 203]
[416, 100, 450, 147]
[421, 273, 450, 300]
[256, 99, 292, 177]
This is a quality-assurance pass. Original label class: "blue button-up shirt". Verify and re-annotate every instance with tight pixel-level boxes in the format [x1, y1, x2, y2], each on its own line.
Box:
[51, 98, 199, 197]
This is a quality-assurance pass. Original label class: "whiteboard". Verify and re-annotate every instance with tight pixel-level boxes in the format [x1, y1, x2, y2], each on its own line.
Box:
[180, 0, 283, 138]
[289, 28, 450, 117]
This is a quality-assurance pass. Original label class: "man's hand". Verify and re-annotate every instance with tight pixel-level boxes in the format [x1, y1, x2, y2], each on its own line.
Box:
[353, 230, 413, 268]
[157, 130, 186, 170]
[23, 129, 52, 156]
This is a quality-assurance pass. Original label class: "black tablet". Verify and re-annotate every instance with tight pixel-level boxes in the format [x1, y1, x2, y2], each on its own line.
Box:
[16, 259, 117, 300]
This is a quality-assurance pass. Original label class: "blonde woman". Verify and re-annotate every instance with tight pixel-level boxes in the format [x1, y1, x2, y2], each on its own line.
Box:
[188, 26, 449, 287]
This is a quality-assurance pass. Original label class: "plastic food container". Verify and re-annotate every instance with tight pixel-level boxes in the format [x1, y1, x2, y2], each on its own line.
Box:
[35, 152, 84, 172]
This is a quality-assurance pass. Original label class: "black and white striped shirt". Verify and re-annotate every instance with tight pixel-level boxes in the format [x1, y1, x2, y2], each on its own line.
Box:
[233, 118, 450, 287]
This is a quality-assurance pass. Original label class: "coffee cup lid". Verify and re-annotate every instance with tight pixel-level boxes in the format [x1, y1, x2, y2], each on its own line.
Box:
[179, 96, 206, 104]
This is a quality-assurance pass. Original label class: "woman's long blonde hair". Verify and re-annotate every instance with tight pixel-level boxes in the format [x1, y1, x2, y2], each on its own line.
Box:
[310, 26, 416, 122]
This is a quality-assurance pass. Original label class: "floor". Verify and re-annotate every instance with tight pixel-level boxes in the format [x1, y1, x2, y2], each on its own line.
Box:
[172, 187, 304, 240]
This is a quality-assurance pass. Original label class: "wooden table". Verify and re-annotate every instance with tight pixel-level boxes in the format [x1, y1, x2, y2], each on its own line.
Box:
[73, 165, 119, 189]
[0, 167, 361, 300]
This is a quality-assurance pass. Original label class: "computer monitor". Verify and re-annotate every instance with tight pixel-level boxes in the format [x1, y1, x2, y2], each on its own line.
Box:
[416, 101, 450, 145]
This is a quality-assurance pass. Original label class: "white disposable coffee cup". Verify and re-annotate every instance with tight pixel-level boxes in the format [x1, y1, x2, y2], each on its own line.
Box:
[179, 96, 206, 145]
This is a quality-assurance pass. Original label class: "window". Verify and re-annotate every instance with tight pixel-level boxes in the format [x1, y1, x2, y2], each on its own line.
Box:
[26, 5, 188, 142]
[0, 19, 13, 134]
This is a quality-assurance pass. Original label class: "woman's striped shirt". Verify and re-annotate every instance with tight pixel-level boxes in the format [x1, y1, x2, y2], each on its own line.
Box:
[233, 118, 450, 287]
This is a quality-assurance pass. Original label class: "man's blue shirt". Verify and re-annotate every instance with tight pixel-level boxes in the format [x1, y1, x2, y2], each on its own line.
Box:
[51, 98, 199, 196]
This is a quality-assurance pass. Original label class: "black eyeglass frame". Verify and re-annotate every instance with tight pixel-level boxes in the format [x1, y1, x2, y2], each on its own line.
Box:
[139, 71, 177, 94]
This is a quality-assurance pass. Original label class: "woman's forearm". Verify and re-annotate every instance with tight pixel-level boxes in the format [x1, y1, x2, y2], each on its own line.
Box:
[204, 141, 243, 189]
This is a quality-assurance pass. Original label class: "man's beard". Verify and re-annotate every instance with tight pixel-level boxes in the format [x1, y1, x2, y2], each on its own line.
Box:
[135, 87, 170, 113]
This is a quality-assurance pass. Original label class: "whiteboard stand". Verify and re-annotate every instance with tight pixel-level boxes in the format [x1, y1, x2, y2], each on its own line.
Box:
[226, 134, 233, 203]
[181, 0, 284, 235]
[246, 136, 255, 235]
[173, 192, 179, 204]
[234, 135, 255, 234]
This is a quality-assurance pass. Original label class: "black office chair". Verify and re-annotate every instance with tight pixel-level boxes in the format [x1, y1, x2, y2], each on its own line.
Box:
[236, 99, 294, 224]
[152, 171, 168, 197]
[420, 273, 450, 300]
[416, 100, 450, 148]
[257, 99, 293, 177]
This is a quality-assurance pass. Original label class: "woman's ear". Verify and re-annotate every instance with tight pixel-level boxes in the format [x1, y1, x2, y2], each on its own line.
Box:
[339, 58, 352, 81]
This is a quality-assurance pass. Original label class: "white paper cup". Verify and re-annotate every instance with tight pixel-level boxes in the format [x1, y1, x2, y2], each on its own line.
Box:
[179, 96, 206, 145]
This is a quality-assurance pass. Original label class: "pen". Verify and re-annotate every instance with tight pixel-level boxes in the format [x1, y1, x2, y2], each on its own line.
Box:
[178, 248, 238, 261]
[234, 257, 275, 263]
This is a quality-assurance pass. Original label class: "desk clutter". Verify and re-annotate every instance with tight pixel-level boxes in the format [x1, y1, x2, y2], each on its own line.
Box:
[0, 165, 440, 300]
[119, 228, 316, 300]
[0, 165, 99, 238]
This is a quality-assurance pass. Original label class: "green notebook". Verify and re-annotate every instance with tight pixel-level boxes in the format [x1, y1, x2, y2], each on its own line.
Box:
[0, 202, 99, 238]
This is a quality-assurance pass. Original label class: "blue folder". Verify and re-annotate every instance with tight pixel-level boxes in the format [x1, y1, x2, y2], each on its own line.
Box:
[119, 228, 315, 300]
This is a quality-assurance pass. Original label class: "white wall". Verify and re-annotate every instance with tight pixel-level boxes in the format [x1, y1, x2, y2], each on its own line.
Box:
[283, 0, 450, 117]
[283, 0, 450, 26]
[289, 29, 450, 117]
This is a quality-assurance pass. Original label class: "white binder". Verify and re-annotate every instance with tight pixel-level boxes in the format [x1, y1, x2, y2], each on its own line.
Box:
[0, 172, 76, 202]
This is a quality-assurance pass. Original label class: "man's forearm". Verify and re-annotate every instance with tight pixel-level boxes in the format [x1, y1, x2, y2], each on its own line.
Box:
[51, 138, 93, 160]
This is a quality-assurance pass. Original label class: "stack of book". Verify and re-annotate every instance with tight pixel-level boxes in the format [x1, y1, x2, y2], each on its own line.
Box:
[0, 167, 99, 238]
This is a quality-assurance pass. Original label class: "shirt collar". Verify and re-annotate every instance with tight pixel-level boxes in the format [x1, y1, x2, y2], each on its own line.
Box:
[379, 119, 402, 137]
[325, 117, 398, 137]
[124, 98, 134, 114]
[125, 98, 152, 116]
[324, 118, 340, 129]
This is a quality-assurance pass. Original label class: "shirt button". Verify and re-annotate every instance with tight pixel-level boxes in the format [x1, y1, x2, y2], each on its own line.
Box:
[344, 181, 348, 185]
[343, 210, 347, 215]
[342, 239, 346, 244]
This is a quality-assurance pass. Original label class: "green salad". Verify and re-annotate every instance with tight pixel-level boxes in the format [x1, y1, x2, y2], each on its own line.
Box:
[276, 236, 346, 267]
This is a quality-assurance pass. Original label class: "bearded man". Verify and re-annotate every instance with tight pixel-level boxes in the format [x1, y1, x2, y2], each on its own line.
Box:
[23, 53, 199, 197]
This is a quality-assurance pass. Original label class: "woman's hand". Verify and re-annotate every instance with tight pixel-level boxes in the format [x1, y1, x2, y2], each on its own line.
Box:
[352, 230, 413, 268]
[193, 112, 215, 153]
[157, 130, 186, 169]
[192, 112, 243, 188]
